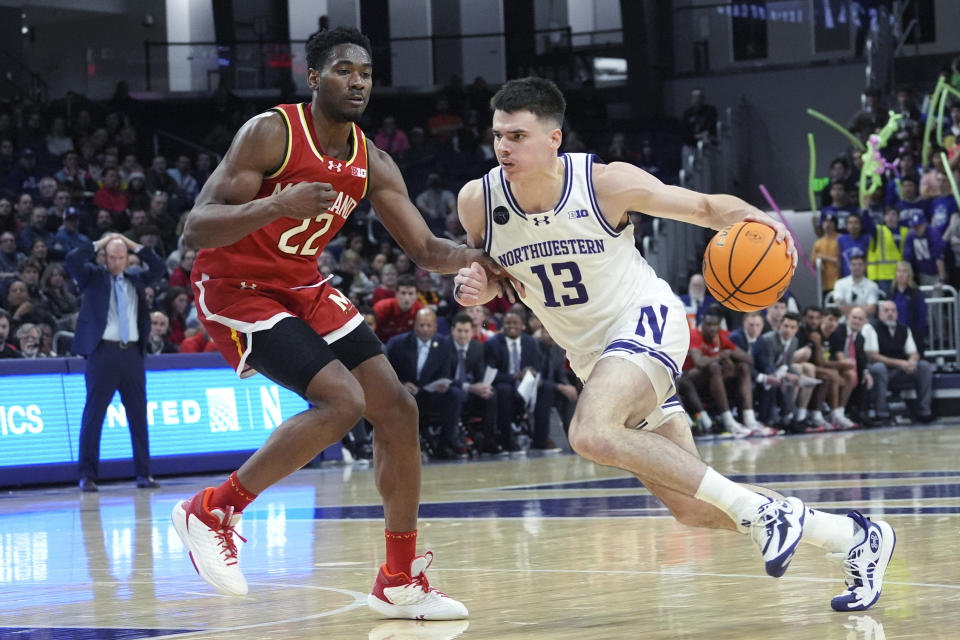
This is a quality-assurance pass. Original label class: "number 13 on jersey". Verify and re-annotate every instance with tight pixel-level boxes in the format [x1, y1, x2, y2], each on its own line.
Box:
[530, 261, 588, 307]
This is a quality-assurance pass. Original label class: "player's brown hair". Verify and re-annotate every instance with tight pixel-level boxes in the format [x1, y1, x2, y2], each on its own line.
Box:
[490, 77, 565, 128]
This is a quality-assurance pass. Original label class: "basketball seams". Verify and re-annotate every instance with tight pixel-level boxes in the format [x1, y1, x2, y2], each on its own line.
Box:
[704, 241, 755, 310]
[731, 224, 776, 293]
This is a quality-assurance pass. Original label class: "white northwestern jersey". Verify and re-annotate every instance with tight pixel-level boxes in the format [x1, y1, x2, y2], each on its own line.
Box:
[483, 153, 680, 359]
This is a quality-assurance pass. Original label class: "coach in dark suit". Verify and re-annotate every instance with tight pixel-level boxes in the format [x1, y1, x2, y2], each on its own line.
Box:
[536, 327, 579, 443]
[484, 311, 545, 452]
[386, 308, 465, 458]
[449, 312, 499, 453]
[65, 233, 165, 491]
[828, 305, 874, 422]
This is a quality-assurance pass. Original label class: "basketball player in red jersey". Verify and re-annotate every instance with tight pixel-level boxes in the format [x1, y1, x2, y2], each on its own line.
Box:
[171, 28, 483, 620]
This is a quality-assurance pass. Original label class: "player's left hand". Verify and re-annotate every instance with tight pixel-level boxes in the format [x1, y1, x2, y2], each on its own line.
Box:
[743, 212, 798, 269]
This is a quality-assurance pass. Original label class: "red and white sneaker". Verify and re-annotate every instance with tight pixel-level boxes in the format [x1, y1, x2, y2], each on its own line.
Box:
[368, 551, 468, 620]
[171, 487, 248, 596]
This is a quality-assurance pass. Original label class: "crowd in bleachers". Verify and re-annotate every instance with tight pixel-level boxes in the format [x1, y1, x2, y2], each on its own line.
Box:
[0, 73, 955, 462]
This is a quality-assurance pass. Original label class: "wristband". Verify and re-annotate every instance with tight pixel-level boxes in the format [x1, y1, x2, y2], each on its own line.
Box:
[454, 283, 463, 301]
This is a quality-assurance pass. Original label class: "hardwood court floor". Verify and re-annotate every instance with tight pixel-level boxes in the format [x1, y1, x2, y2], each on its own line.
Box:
[2, 424, 960, 640]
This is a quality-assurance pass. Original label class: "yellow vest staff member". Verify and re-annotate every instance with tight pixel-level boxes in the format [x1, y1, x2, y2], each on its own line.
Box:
[868, 208, 908, 290]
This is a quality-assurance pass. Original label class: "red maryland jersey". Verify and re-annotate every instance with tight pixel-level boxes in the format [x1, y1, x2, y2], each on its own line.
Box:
[194, 102, 369, 287]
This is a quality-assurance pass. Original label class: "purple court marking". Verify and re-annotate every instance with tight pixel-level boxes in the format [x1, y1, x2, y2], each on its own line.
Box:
[0, 629, 193, 639]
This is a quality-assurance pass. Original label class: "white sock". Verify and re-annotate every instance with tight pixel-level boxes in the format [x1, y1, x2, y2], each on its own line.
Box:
[694, 467, 768, 530]
[721, 410, 737, 427]
[796, 408, 808, 421]
[801, 508, 861, 553]
[812, 410, 825, 422]
[744, 409, 757, 425]
[698, 412, 713, 429]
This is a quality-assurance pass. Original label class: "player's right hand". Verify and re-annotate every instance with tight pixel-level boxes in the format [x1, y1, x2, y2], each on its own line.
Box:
[454, 262, 488, 306]
[274, 181, 339, 219]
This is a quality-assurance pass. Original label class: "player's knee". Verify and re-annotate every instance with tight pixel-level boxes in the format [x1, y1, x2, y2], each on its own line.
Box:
[568, 418, 612, 463]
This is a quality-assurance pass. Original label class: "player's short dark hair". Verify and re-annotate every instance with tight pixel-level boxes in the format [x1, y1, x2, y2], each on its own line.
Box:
[782, 312, 802, 325]
[825, 306, 842, 319]
[452, 312, 472, 327]
[701, 306, 723, 323]
[744, 310, 763, 321]
[305, 26, 372, 70]
[849, 253, 866, 263]
[490, 77, 566, 128]
[396, 274, 417, 290]
[803, 305, 822, 316]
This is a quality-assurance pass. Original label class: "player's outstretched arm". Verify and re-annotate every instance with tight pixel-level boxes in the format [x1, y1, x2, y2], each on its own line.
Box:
[594, 161, 797, 267]
[366, 146, 497, 275]
[182, 112, 338, 249]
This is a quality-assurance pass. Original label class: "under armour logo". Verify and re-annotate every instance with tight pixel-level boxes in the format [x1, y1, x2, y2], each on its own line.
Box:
[240, 281, 258, 289]
[532, 216, 550, 226]
[328, 160, 343, 172]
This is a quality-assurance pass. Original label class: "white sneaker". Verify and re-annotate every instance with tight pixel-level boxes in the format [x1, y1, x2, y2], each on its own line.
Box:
[830, 512, 896, 611]
[171, 487, 248, 596]
[810, 413, 831, 431]
[746, 422, 778, 437]
[749, 497, 806, 578]
[369, 620, 470, 640]
[368, 552, 468, 620]
[727, 419, 753, 439]
[833, 414, 859, 430]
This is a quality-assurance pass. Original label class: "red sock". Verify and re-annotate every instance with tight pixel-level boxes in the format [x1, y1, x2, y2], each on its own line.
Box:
[385, 529, 418, 575]
[209, 471, 258, 513]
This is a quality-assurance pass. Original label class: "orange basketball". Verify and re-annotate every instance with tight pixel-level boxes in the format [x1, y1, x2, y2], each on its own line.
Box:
[702, 221, 795, 312]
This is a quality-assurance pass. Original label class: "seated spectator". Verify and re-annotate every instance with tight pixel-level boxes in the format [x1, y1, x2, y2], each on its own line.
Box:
[374, 115, 410, 162]
[832, 253, 880, 317]
[466, 304, 496, 342]
[167, 154, 199, 203]
[49, 186, 72, 221]
[55, 150, 94, 197]
[484, 310, 547, 452]
[811, 214, 841, 293]
[415, 173, 456, 234]
[373, 274, 422, 343]
[337, 249, 375, 302]
[46, 116, 74, 157]
[866, 206, 908, 293]
[371, 263, 398, 305]
[763, 298, 788, 332]
[536, 325, 579, 441]
[36, 322, 54, 357]
[394, 252, 413, 276]
[6, 148, 40, 197]
[17, 206, 53, 255]
[40, 262, 79, 330]
[148, 311, 178, 353]
[816, 180, 857, 235]
[28, 238, 49, 276]
[828, 306, 875, 424]
[450, 312, 499, 453]
[162, 286, 190, 345]
[145, 155, 178, 198]
[930, 171, 958, 239]
[753, 311, 807, 430]
[795, 306, 858, 429]
[0, 197, 14, 235]
[887, 152, 921, 206]
[387, 308, 465, 459]
[168, 249, 196, 298]
[0, 308, 21, 358]
[894, 175, 931, 224]
[889, 261, 928, 353]
[17, 259, 44, 299]
[680, 273, 717, 329]
[53, 207, 91, 257]
[680, 308, 764, 437]
[866, 300, 935, 424]
[194, 152, 213, 189]
[125, 171, 150, 212]
[93, 167, 128, 214]
[14, 322, 41, 358]
[847, 87, 887, 143]
[903, 213, 947, 286]
[426, 98, 463, 149]
[837, 213, 872, 276]
[0, 231, 21, 278]
[178, 320, 217, 353]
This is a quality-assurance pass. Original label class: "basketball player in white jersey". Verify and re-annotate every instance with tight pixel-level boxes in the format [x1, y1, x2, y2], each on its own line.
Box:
[454, 77, 895, 612]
